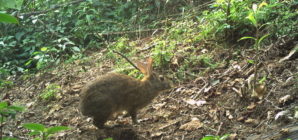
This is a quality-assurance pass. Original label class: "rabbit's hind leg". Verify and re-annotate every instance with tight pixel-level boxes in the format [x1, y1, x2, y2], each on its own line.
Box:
[92, 116, 105, 129]
[93, 117, 115, 129]
[92, 103, 116, 129]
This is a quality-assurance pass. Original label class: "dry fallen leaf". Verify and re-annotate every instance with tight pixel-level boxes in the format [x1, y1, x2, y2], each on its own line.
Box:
[196, 100, 207, 106]
[184, 97, 196, 105]
[184, 97, 207, 107]
[229, 133, 237, 140]
[151, 132, 164, 137]
[204, 86, 212, 92]
[237, 116, 245, 121]
[183, 89, 195, 95]
[226, 110, 233, 119]
[26, 102, 35, 109]
[252, 82, 267, 99]
[171, 57, 179, 65]
[275, 110, 290, 120]
[279, 128, 290, 135]
[244, 118, 258, 125]
[201, 49, 208, 53]
[279, 95, 291, 104]
[247, 102, 256, 110]
[49, 104, 63, 115]
[179, 118, 203, 131]
[267, 111, 274, 119]
[152, 102, 167, 110]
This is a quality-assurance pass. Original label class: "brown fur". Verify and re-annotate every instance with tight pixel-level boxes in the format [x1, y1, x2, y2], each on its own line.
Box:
[79, 57, 171, 129]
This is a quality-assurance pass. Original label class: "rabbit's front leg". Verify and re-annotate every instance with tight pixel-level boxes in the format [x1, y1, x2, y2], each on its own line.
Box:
[128, 109, 140, 124]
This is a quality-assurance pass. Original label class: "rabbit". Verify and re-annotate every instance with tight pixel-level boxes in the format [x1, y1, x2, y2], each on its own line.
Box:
[79, 57, 171, 129]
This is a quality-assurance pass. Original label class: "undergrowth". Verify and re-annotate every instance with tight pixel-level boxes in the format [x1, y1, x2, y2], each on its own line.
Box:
[39, 83, 61, 101]
[1, 0, 297, 80]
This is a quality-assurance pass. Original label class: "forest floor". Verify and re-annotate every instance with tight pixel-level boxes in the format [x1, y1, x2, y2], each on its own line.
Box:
[2, 36, 298, 140]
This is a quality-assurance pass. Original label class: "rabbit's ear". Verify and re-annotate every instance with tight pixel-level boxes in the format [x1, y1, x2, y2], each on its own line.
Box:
[147, 57, 153, 75]
[136, 60, 148, 74]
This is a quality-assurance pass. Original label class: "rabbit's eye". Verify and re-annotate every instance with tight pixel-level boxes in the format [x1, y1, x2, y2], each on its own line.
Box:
[159, 75, 164, 81]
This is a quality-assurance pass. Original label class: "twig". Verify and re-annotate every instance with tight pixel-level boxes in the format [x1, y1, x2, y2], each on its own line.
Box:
[112, 50, 140, 71]
[192, 78, 208, 99]
[216, 122, 223, 136]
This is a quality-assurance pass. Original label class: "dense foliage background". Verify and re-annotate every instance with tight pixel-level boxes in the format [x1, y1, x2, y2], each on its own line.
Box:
[0, 0, 297, 81]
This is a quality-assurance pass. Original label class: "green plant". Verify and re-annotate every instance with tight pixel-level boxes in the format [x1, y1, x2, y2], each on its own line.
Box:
[0, 0, 22, 24]
[266, 1, 298, 38]
[0, 69, 14, 90]
[195, 0, 252, 42]
[201, 134, 230, 140]
[0, 102, 24, 140]
[0, 79, 14, 90]
[22, 123, 70, 140]
[152, 40, 174, 68]
[39, 83, 60, 101]
[238, 2, 269, 97]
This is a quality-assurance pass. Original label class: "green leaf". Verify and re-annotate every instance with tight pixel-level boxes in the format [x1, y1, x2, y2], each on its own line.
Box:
[33, 51, 39, 55]
[104, 138, 114, 140]
[8, 111, 16, 119]
[248, 60, 254, 64]
[72, 47, 80, 52]
[0, 116, 7, 122]
[22, 123, 45, 131]
[55, 58, 61, 65]
[258, 34, 269, 45]
[258, 2, 268, 10]
[259, 75, 266, 83]
[164, 55, 171, 61]
[15, 32, 25, 41]
[0, 0, 24, 10]
[0, 111, 11, 115]
[201, 136, 216, 140]
[259, 23, 269, 31]
[220, 134, 230, 140]
[2, 136, 18, 140]
[47, 126, 70, 134]
[0, 69, 9, 75]
[34, 137, 42, 140]
[41, 47, 47, 51]
[5, 105, 24, 111]
[17, 67, 24, 72]
[0, 102, 8, 108]
[29, 131, 41, 136]
[238, 36, 256, 41]
[247, 12, 257, 26]
[25, 60, 32, 66]
[86, 15, 91, 25]
[44, 133, 53, 139]
[0, 13, 19, 23]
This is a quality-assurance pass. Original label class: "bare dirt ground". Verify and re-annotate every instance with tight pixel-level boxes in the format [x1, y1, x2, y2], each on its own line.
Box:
[1, 36, 298, 140]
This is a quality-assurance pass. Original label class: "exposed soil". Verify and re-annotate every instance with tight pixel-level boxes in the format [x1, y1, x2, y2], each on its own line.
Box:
[1, 36, 298, 140]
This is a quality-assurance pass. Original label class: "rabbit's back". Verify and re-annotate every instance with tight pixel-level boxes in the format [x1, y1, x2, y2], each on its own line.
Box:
[80, 73, 147, 116]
